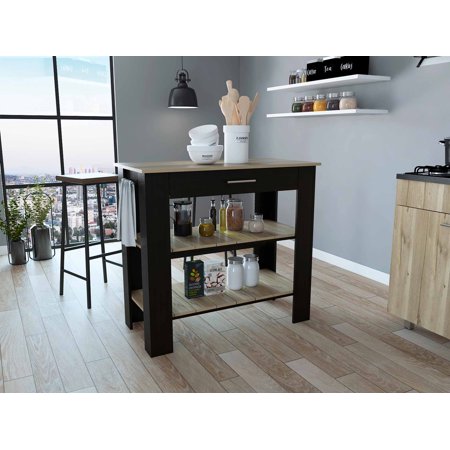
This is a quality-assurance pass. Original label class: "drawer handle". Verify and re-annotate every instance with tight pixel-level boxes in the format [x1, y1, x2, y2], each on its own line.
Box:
[440, 223, 450, 228]
[227, 179, 257, 184]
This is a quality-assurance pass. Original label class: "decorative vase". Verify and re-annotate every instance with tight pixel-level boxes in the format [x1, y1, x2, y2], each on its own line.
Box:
[9, 239, 27, 265]
[30, 224, 53, 260]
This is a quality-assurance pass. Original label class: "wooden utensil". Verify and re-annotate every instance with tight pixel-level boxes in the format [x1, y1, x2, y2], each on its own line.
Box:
[237, 96, 251, 125]
[220, 95, 235, 125]
[231, 103, 241, 125]
[246, 92, 260, 124]
[226, 80, 239, 104]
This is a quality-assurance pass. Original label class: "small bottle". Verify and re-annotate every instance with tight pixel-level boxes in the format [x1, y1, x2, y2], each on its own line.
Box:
[295, 69, 302, 84]
[291, 96, 303, 113]
[289, 70, 296, 84]
[219, 198, 226, 232]
[227, 256, 244, 290]
[209, 198, 217, 230]
[243, 254, 259, 287]
[199, 217, 214, 237]
[300, 68, 307, 83]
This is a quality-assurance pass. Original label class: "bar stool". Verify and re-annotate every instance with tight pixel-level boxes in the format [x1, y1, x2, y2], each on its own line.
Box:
[56, 173, 122, 309]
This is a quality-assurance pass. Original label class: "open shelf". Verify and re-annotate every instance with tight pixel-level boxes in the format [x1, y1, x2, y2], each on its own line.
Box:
[136, 220, 295, 257]
[131, 269, 293, 319]
[267, 109, 388, 118]
[267, 74, 391, 93]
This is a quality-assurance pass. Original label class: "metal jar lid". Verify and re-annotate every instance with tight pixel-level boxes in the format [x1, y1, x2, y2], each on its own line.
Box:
[243, 253, 258, 261]
[173, 199, 192, 206]
[228, 256, 243, 265]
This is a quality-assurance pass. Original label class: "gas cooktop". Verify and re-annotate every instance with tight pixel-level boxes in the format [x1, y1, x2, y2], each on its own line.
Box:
[405, 165, 450, 178]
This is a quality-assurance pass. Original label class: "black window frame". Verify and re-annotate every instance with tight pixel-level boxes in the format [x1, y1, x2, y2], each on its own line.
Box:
[0, 56, 118, 245]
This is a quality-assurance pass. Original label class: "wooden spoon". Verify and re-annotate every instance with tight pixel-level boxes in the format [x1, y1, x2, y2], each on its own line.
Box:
[220, 95, 235, 125]
[231, 103, 241, 125]
[237, 96, 251, 125]
[226, 80, 239, 104]
[246, 92, 260, 124]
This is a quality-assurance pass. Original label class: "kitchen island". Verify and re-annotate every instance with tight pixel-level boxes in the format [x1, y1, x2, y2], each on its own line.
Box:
[116, 159, 320, 357]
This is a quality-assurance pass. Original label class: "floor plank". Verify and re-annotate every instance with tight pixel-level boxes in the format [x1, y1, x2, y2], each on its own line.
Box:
[42, 313, 94, 392]
[222, 328, 318, 392]
[0, 309, 33, 381]
[167, 342, 225, 393]
[93, 320, 161, 393]
[26, 333, 64, 393]
[201, 311, 236, 333]
[219, 349, 286, 393]
[0, 271, 18, 312]
[221, 376, 255, 393]
[337, 372, 384, 393]
[394, 329, 450, 362]
[287, 358, 351, 393]
[87, 358, 129, 393]
[4, 376, 36, 393]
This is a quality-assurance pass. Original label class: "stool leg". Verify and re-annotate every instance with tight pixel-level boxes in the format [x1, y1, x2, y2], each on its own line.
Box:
[59, 184, 67, 295]
[96, 184, 107, 283]
[83, 185, 92, 309]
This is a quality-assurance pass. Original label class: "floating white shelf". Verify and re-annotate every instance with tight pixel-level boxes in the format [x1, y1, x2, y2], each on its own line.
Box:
[267, 109, 389, 118]
[267, 74, 391, 93]
[420, 56, 450, 67]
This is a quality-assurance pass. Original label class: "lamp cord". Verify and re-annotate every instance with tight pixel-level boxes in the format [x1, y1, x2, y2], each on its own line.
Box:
[181, 56, 184, 70]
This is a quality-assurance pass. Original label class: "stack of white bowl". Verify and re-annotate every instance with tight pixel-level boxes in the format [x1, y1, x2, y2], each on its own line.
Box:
[187, 125, 223, 164]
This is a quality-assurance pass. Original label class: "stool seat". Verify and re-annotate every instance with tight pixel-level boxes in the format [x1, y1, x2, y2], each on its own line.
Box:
[56, 173, 118, 185]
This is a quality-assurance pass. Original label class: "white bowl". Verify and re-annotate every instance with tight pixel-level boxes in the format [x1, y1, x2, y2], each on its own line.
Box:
[189, 124, 218, 141]
[190, 134, 219, 146]
[187, 145, 223, 164]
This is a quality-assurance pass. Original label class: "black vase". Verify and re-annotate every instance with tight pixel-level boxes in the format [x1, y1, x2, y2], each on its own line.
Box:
[30, 224, 53, 260]
[9, 239, 27, 265]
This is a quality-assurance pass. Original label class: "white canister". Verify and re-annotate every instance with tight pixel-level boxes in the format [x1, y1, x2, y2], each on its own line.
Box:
[243, 254, 259, 287]
[227, 256, 244, 290]
[223, 125, 250, 164]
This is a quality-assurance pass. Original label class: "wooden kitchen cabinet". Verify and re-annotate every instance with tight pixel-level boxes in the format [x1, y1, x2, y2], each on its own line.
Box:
[389, 178, 450, 338]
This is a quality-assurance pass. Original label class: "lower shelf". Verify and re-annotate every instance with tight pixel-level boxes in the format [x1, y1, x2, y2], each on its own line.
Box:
[131, 269, 293, 319]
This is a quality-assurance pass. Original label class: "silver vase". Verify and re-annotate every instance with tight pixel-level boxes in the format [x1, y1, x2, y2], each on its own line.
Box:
[9, 239, 27, 265]
[30, 224, 53, 260]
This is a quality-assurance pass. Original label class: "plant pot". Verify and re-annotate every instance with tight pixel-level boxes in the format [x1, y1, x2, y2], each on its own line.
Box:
[30, 224, 53, 260]
[9, 239, 27, 265]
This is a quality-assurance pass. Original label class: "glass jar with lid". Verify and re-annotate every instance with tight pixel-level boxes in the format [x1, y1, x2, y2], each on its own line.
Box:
[289, 70, 296, 84]
[243, 254, 259, 287]
[326, 92, 340, 110]
[227, 256, 244, 290]
[226, 198, 244, 231]
[291, 96, 304, 113]
[313, 94, 327, 112]
[248, 213, 264, 233]
[199, 217, 214, 237]
[302, 95, 315, 112]
[339, 91, 357, 110]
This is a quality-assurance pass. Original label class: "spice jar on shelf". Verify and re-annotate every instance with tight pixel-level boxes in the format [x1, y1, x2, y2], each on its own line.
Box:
[248, 213, 264, 233]
[295, 69, 305, 84]
[339, 91, 357, 110]
[326, 92, 340, 110]
[300, 68, 307, 83]
[243, 254, 259, 287]
[302, 95, 315, 112]
[226, 199, 244, 231]
[227, 256, 244, 290]
[313, 94, 327, 112]
[199, 217, 214, 237]
[291, 96, 304, 113]
[289, 70, 296, 85]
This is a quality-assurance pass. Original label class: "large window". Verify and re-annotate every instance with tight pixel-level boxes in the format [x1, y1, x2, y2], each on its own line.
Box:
[0, 56, 117, 245]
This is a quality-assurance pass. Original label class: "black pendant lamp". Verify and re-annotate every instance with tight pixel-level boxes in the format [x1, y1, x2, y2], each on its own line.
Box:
[168, 56, 198, 109]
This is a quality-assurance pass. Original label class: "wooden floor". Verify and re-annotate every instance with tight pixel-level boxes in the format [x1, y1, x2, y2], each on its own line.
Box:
[1, 243, 449, 393]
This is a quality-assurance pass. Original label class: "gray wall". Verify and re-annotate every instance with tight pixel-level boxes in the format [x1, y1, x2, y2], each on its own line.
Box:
[240, 56, 450, 273]
[114, 56, 251, 221]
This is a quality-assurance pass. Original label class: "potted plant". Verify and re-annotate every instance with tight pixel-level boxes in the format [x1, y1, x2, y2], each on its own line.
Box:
[26, 181, 54, 260]
[0, 194, 28, 265]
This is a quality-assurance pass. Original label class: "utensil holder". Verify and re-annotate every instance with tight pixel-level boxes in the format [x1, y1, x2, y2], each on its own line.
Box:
[223, 125, 250, 164]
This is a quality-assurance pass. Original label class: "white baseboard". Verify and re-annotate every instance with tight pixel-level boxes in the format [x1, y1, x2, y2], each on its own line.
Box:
[278, 240, 390, 286]
[0, 245, 7, 256]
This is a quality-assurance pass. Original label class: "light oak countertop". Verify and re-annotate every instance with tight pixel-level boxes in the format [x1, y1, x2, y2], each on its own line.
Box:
[115, 159, 321, 174]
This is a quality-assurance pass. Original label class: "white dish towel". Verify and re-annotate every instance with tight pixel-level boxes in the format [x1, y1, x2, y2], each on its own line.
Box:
[118, 178, 136, 247]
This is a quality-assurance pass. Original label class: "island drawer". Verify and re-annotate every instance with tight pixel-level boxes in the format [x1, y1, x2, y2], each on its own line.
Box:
[168, 167, 299, 197]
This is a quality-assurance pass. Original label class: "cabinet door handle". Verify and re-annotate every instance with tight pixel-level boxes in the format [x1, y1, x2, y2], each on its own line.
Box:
[227, 179, 257, 184]
[440, 223, 450, 228]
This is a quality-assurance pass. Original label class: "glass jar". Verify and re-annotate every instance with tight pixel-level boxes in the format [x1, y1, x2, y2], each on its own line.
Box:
[243, 254, 259, 287]
[226, 199, 244, 231]
[199, 217, 214, 237]
[295, 69, 303, 84]
[227, 256, 244, 290]
[339, 91, 357, 110]
[248, 213, 264, 233]
[300, 68, 307, 83]
[289, 70, 296, 85]
[326, 92, 340, 110]
[302, 95, 315, 112]
[291, 96, 303, 113]
[173, 200, 192, 236]
[313, 94, 327, 112]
